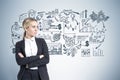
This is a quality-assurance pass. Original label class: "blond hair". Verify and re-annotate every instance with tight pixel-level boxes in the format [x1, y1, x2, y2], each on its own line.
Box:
[22, 17, 37, 38]
[22, 17, 37, 30]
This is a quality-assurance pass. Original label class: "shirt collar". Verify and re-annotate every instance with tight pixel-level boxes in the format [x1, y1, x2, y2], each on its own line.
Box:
[25, 37, 35, 42]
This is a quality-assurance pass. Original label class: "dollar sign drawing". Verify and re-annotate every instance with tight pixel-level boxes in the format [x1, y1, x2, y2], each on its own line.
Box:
[85, 41, 89, 47]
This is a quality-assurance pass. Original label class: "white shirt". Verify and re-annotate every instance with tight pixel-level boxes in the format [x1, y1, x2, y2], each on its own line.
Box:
[25, 37, 38, 70]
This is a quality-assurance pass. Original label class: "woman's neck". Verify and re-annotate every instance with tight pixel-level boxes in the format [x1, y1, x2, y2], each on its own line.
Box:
[25, 34, 34, 39]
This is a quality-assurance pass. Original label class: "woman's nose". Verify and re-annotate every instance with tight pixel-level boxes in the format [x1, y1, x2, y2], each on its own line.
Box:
[35, 27, 38, 30]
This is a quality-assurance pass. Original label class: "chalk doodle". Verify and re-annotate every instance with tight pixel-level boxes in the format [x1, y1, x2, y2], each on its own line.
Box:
[11, 9, 109, 57]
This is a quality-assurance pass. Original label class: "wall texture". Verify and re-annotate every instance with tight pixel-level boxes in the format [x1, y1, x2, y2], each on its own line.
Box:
[0, 0, 120, 80]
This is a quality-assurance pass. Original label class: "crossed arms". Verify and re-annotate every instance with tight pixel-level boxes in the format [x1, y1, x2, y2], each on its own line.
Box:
[15, 39, 49, 68]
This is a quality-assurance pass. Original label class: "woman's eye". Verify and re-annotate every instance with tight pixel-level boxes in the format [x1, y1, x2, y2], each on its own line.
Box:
[31, 26, 38, 29]
[32, 26, 35, 28]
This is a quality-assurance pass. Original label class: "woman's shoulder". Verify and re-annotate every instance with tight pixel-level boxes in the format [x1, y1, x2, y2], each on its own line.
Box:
[15, 39, 24, 45]
[35, 37, 45, 41]
[35, 37, 46, 43]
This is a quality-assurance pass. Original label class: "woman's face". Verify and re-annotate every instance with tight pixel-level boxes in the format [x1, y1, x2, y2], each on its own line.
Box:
[25, 21, 38, 38]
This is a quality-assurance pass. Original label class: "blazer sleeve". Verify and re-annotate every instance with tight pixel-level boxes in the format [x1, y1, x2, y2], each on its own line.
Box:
[28, 38, 50, 68]
[15, 41, 40, 66]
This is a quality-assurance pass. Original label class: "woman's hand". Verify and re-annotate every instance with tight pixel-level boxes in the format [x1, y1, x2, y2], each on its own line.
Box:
[39, 55, 44, 59]
[18, 53, 24, 58]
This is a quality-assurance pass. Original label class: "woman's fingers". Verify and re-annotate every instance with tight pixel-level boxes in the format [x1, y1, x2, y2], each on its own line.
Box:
[39, 55, 44, 59]
[18, 53, 24, 58]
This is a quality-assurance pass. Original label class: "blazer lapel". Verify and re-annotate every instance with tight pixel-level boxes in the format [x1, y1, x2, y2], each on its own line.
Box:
[21, 39, 26, 57]
[22, 38, 42, 56]
[35, 38, 42, 55]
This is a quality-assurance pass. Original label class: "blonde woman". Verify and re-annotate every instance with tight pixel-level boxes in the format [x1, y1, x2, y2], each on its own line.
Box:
[15, 18, 49, 80]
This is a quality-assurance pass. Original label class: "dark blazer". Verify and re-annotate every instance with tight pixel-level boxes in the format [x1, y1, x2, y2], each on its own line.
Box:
[15, 38, 49, 80]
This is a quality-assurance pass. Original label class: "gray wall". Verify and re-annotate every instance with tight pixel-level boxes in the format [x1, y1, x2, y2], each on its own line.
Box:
[0, 0, 120, 80]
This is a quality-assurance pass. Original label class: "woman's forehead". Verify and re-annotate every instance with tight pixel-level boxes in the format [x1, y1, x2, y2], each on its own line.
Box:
[29, 21, 38, 25]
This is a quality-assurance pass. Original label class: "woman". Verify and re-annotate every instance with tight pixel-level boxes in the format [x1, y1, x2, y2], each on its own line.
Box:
[15, 17, 49, 80]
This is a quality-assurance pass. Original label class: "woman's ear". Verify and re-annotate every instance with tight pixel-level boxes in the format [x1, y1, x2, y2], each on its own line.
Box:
[24, 26, 29, 31]
[25, 28, 28, 31]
